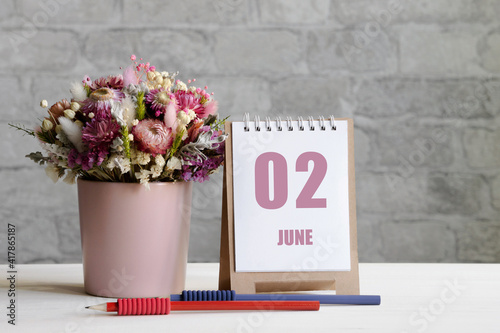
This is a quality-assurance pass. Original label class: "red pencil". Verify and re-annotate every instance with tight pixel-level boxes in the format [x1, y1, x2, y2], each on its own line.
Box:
[86, 298, 320, 315]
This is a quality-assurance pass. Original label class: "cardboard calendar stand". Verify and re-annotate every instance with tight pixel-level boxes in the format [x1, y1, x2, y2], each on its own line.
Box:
[219, 118, 360, 295]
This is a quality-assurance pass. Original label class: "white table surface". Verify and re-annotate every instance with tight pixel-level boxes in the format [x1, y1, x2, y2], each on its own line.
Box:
[1, 263, 499, 332]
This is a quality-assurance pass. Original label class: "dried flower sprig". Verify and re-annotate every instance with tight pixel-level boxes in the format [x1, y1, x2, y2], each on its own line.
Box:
[11, 56, 227, 187]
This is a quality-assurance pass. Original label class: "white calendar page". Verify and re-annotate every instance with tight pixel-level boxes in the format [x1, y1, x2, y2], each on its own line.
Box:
[232, 119, 351, 272]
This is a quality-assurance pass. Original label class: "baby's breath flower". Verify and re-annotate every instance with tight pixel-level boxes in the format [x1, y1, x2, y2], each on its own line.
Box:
[40, 100, 48, 108]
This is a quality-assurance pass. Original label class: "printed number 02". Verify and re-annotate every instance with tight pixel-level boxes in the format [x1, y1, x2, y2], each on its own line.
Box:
[254, 152, 327, 209]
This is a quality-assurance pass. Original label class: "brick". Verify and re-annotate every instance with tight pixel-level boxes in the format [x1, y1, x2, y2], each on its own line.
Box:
[373, 123, 454, 168]
[331, 0, 496, 26]
[214, 30, 305, 75]
[258, 0, 330, 24]
[426, 173, 483, 215]
[0, 0, 16, 23]
[493, 176, 500, 210]
[30, 75, 76, 116]
[84, 30, 141, 72]
[354, 128, 371, 168]
[480, 32, 500, 73]
[401, 0, 499, 23]
[139, 30, 216, 77]
[463, 128, 500, 168]
[195, 76, 272, 119]
[271, 77, 350, 117]
[0, 76, 33, 122]
[85, 30, 214, 75]
[190, 172, 223, 262]
[191, 172, 223, 219]
[0, 123, 40, 168]
[330, 0, 401, 26]
[400, 28, 483, 76]
[188, 216, 222, 262]
[2, 207, 60, 264]
[307, 28, 397, 74]
[356, 214, 384, 262]
[123, 0, 248, 25]
[0, 30, 79, 71]
[458, 221, 500, 262]
[355, 78, 496, 118]
[54, 210, 81, 257]
[0, 168, 78, 211]
[357, 172, 428, 214]
[358, 172, 483, 215]
[381, 221, 456, 262]
[19, 0, 120, 25]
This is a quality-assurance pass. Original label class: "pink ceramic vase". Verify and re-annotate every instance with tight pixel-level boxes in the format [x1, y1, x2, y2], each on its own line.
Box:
[77, 179, 193, 298]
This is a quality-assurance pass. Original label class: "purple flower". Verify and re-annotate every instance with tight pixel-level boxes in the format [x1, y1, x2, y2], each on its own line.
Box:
[80, 87, 125, 119]
[82, 118, 121, 150]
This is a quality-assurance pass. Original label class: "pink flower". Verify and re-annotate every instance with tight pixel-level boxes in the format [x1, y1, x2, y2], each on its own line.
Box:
[123, 65, 138, 87]
[80, 87, 125, 119]
[132, 119, 173, 155]
[174, 90, 205, 118]
[81, 117, 121, 150]
[145, 88, 177, 118]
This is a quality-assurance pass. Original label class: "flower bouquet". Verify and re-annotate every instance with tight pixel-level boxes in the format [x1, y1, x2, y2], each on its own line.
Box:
[11, 56, 228, 297]
[13, 55, 227, 188]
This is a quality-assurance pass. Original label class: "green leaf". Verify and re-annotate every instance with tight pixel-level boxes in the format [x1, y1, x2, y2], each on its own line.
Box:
[136, 91, 146, 120]
[8, 123, 35, 137]
[26, 152, 50, 165]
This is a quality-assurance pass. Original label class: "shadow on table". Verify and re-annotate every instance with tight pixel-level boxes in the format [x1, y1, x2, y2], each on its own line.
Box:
[16, 282, 86, 296]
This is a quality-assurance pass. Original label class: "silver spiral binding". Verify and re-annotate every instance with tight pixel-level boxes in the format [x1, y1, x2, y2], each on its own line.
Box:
[297, 116, 304, 131]
[330, 115, 336, 130]
[254, 115, 261, 131]
[243, 113, 250, 132]
[276, 116, 282, 131]
[286, 116, 293, 131]
[242, 115, 337, 132]
[308, 116, 315, 130]
[265, 117, 272, 131]
[319, 116, 325, 131]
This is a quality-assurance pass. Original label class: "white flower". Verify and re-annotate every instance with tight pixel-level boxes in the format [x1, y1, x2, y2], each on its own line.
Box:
[151, 165, 163, 178]
[88, 112, 95, 119]
[188, 86, 197, 93]
[175, 81, 187, 91]
[111, 103, 125, 127]
[131, 149, 150, 165]
[70, 102, 81, 111]
[155, 154, 165, 168]
[42, 119, 53, 131]
[132, 119, 139, 126]
[187, 109, 196, 121]
[63, 170, 78, 184]
[177, 111, 190, 126]
[58, 117, 84, 153]
[162, 78, 172, 90]
[40, 100, 48, 108]
[70, 81, 88, 102]
[111, 137, 124, 152]
[64, 109, 75, 119]
[136, 169, 152, 190]
[121, 96, 137, 128]
[45, 164, 60, 183]
[166, 156, 182, 170]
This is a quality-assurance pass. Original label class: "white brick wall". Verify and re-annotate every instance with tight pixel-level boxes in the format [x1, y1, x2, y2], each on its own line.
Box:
[0, 0, 499, 263]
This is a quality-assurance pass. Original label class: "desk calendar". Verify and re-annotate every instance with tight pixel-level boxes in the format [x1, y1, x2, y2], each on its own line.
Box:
[219, 115, 359, 294]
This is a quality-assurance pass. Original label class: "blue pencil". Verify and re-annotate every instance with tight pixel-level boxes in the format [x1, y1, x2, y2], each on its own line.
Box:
[170, 290, 380, 305]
